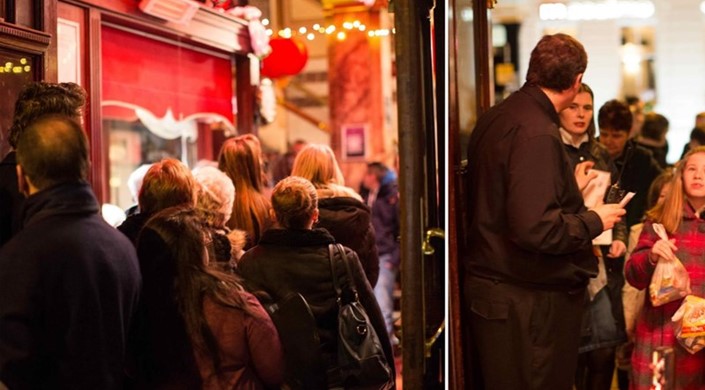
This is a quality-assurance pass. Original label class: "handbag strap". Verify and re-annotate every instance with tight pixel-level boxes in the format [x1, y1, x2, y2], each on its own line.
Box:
[328, 243, 343, 299]
[327, 243, 359, 303]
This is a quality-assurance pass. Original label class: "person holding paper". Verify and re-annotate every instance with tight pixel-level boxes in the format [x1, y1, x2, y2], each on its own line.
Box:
[464, 34, 626, 390]
[559, 82, 628, 390]
[598, 100, 663, 229]
[625, 146, 705, 389]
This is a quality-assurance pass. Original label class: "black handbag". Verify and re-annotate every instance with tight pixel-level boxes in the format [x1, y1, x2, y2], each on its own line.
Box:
[327, 243, 394, 390]
[264, 292, 328, 389]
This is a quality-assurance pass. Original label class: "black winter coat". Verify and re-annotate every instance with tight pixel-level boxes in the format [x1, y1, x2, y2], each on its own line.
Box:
[613, 139, 663, 229]
[237, 228, 394, 381]
[118, 212, 151, 245]
[0, 182, 141, 389]
[362, 182, 400, 264]
[0, 151, 23, 248]
[465, 84, 603, 289]
[317, 197, 379, 287]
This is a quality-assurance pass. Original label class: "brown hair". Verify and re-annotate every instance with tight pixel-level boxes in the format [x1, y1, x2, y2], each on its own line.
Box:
[9, 82, 87, 149]
[16, 115, 89, 190]
[139, 158, 197, 215]
[526, 33, 587, 92]
[271, 176, 318, 229]
[645, 169, 675, 212]
[646, 146, 705, 233]
[598, 100, 633, 133]
[217, 136, 272, 244]
[641, 112, 669, 142]
[291, 144, 345, 187]
[144, 206, 258, 373]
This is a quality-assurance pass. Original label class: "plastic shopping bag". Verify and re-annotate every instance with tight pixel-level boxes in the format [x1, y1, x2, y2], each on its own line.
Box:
[672, 295, 705, 354]
[649, 224, 691, 307]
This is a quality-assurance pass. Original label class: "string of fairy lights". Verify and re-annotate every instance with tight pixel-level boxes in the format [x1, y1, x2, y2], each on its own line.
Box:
[261, 18, 395, 41]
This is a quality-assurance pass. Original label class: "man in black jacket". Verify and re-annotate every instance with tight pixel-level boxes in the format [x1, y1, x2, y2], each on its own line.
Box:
[0, 115, 141, 389]
[0, 82, 86, 248]
[464, 34, 626, 389]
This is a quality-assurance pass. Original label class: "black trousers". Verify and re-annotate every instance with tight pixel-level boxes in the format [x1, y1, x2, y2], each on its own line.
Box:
[464, 275, 586, 390]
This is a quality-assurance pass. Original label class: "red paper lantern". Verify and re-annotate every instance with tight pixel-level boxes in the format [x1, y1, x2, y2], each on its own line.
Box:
[261, 37, 308, 79]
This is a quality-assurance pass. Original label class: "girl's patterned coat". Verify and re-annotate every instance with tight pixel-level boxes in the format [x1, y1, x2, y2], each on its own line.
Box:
[625, 204, 705, 390]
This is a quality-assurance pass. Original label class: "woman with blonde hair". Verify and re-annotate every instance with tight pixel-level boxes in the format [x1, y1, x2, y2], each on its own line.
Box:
[218, 135, 273, 249]
[291, 144, 379, 286]
[238, 176, 393, 388]
[625, 146, 705, 389]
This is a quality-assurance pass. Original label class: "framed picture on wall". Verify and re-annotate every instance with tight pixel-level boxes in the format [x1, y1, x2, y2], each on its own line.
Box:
[341, 123, 368, 160]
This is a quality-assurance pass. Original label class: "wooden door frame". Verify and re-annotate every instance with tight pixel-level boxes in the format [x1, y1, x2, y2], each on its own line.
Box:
[448, 0, 494, 388]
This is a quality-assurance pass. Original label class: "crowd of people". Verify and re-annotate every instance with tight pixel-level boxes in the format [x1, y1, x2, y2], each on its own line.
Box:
[0, 82, 400, 389]
[466, 32, 705, 390]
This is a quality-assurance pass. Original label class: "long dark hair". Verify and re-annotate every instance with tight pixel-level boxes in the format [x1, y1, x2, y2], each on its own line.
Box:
[145, 206, 260, 371]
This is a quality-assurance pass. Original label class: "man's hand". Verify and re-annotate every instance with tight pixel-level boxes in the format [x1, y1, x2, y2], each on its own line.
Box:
[574, 161, 598, 191]
[591, 203, 626, 230]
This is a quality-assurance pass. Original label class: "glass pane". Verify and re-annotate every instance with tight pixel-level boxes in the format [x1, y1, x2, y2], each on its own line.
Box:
[454, 0, 477, 159]
[104, 116, 197, 211]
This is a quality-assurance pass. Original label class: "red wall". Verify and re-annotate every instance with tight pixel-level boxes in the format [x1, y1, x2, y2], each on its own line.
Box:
[101, 25, 234, 120]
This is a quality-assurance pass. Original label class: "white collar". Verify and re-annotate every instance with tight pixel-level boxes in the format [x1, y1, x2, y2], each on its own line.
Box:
[559, 127, 589, 148]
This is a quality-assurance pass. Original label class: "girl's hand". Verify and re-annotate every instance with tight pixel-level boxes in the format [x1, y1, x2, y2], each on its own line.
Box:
[648, 239, 678, 265]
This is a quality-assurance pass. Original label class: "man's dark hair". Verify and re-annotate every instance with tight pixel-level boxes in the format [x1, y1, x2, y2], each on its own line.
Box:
[526, 33, 587, 92]
[9, 82, 87, 149]
[367, 162, 388, 182]
[16, 115, 89, 190]
[641, 112, 669, 141]
[598, 100, 633, 133]
[625, 95, 641, 107]
[691, 127, 705, 145]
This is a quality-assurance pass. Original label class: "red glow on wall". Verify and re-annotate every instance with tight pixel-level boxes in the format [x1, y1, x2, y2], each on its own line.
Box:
[101, 25, 234, 120]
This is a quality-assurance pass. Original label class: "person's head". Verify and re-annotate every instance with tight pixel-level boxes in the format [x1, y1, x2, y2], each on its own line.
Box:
[649, 146, 705, 233]
[292, 139, 307, 154]
[363, 162, 389, 191]
[291, 144, 345, 187]
[16, 115, 89, 195]
[559, 83, 595, 140]
[271, 176, 319, 229]
[144, 206, 253, 371]
[127, 164, 153, 204]
[217, 136, 272, 242]
[690, 127, 705, 149]
[695, 112, 705, 130]
[641, 112, 669, 143]
[138, 158, 197, 215]
[526, 33, 587, 108]
[193, 166, 235, 227]
[9, 82, 86, 149]
[218, 136, 264, 193]
[598, 99, 633, 158]
[646, 169, 675, 210]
